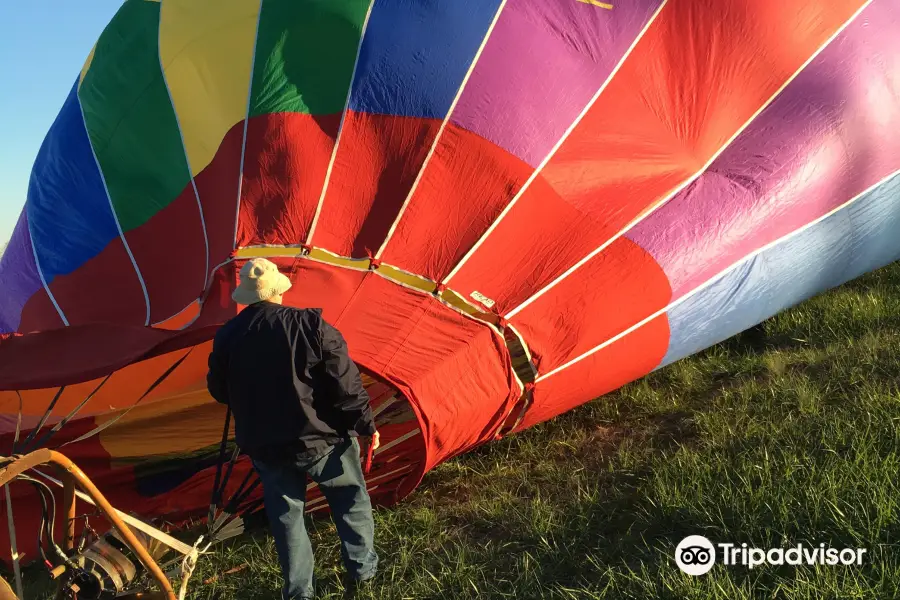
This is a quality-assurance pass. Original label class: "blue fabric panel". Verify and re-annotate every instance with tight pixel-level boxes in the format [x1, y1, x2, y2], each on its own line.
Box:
[26, 80, 119, 284]
[348, 0, 502, 118]
[661, 173, 900, 368]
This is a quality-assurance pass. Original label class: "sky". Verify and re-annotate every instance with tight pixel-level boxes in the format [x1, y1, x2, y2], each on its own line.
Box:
[0, 1, 123, 246]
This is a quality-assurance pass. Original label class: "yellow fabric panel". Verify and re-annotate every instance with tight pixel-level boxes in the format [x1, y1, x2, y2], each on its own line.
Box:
[440, 289, 497, 322]
[98, 388, 229, 460]
[308, 248, 369, 270]
[374, 264, 434, 293]
[235, 246, 304, 259]
[159, 0, 261, 176]
[79, 45, 96, 90]
[234, 247, 371, 271]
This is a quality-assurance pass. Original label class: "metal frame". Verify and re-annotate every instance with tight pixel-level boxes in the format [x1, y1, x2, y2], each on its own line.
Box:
[0, 450, 176, 600]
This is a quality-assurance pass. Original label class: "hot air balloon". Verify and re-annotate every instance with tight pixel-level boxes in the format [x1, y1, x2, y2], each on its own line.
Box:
[1, 0, 899, 576]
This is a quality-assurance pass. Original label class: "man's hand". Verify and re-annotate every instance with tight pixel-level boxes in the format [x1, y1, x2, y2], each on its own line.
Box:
[361, 431, 380, 475]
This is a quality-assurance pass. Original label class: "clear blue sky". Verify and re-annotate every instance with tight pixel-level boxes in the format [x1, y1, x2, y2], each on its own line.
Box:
[0, 1, 123, 245]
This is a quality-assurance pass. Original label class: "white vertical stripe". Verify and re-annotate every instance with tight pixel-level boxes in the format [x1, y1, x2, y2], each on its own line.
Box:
[505, 0, 873, 320]
[305, 0, 378, 246]
[536, 167, 900, 383]
[232, 0, 264, 250]
[441, 0, 669, 285]
[374, 0, 509, 259]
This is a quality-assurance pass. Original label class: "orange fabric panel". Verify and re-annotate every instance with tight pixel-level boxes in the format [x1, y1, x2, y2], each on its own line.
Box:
[98, 388, 227, 462]
[270, 264, 517, 470]
[383, 304, 518, 469]
[0, 343, 209, 436]
[154, 299, 201, 330]
[449, 0, 865, 315]
[326, 272, 518, 469]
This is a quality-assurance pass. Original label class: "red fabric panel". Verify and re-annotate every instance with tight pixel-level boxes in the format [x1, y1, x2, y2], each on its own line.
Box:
[194, 120, 245, 270]
[329, 273, 433, 373]
[521, 314, 669, 430]
[1, 258, 512, 564]
[193, 257, 517, 472]
[279, 266, 518, 470]
[41, 238, 147, 327]
[282, 260, 368, 325]
[126, 186, 208, 324]
[448, 0, 864, 315]
[0, 324, 217, 391]
[18, 288, 65, 333]
[384, 306, 518, 469]
[378, 123, 535, 280]
[0, 346, 211, 423]
[511, 238, 671, 373]
[191, 261, 240, 329]
[333, 274, 517, 469]
[311, 111, 442, 257]
[236, 113, 341, 247]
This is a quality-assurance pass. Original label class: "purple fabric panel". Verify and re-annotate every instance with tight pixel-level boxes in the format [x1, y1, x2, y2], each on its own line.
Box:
[0, 211, 45, 333]
[629, 1, 900, 299]
[450, 0, 663, 167]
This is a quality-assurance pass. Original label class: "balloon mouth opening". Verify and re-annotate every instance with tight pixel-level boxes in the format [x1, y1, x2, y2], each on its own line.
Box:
[0, 345, 428, 567]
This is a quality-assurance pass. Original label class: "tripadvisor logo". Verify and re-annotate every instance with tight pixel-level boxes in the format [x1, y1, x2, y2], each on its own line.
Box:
[675, 535, 867, 576]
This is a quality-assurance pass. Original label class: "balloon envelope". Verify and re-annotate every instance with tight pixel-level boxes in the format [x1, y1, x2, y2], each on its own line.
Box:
[1, 0, 899, 560]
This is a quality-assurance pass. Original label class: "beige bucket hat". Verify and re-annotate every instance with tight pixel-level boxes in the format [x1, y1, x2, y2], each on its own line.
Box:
[232, 258, 293, 305]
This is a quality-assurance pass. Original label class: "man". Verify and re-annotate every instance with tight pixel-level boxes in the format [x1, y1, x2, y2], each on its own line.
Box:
[206, 258, 380, 599]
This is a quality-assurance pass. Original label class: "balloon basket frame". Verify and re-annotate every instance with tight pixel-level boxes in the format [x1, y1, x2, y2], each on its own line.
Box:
[0, 450, 176, 600]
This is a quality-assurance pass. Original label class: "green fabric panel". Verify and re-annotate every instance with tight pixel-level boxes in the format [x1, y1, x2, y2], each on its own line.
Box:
[249, 0, 370, 117]
[78, 0, 192, 233]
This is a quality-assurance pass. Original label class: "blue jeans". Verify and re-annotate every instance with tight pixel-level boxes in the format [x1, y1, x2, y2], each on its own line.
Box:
[253, 438, 378, 599]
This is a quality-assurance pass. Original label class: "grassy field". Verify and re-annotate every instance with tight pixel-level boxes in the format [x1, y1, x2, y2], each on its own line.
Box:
[24, 263, 900, 599]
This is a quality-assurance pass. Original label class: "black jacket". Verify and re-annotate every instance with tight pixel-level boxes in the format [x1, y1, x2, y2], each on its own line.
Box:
[206, 302, 376, 461]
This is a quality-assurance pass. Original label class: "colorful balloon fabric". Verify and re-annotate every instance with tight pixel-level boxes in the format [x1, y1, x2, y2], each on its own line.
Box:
[1, 0, 899, 561]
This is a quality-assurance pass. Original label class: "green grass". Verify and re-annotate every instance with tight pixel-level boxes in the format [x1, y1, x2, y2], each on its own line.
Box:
[25, 264, 900, 599]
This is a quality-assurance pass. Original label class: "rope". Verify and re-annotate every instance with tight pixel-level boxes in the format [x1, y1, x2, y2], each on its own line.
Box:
[16, 385, 65, 453]
[177, 536, 212, 600]
[210, 471, 262, 541]
[31, 469, 195, 556]
[63, 348, 194, 447]
[208, 406, 236, 532]
[26, 373, 113, 452]
[9, 391, 22, 456]
[4, 485, 24, 599]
